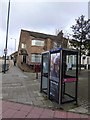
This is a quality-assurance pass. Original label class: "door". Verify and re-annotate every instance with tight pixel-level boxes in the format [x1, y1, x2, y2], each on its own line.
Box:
[49, 52, 60, 102]
[23, 55, 26, 63]
[61, 50, 78, 104]
[41, 52, 49, 94]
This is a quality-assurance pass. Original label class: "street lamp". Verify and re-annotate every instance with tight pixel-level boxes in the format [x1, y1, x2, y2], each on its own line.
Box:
[11, 38, 16, 51]
[4, 0, 10, 73]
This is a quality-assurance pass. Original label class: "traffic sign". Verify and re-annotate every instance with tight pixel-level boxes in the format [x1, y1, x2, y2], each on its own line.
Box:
[4, 49, 7, 54]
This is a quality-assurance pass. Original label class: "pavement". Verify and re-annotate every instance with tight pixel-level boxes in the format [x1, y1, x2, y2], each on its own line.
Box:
[0, 59, 90, 119]
[0, 100, 89, 119]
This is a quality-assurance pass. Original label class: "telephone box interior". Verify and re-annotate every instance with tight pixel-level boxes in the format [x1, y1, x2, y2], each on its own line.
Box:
[41, 48, 78, 104]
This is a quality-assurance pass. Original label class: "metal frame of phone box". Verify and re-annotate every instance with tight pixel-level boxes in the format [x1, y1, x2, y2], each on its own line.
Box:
[40, 48, 78, 105]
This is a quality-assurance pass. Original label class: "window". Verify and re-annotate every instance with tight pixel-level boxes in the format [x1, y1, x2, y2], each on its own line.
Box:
[31, 54, 41, 62]
[21, 43, 26, 49]
[53, 42, 57, 49]
[32, 40, 44, 46]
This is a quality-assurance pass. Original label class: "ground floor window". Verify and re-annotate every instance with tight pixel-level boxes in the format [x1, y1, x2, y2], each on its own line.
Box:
[31, 54, 41, 62]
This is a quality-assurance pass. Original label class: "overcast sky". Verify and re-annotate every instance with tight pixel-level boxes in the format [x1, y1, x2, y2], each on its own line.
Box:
[0, 0, 89, 56]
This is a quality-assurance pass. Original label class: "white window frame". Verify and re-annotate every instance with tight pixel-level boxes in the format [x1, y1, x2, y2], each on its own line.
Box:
[31, 54, 41, 62]
[21, 43, 26, 49]
[32, 40, 44, 46]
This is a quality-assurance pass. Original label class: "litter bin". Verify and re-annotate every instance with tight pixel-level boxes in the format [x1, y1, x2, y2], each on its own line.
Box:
[2, 64, 9, 72]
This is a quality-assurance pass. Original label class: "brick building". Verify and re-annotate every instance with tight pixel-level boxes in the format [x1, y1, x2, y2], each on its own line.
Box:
[17, 29, 68, 71]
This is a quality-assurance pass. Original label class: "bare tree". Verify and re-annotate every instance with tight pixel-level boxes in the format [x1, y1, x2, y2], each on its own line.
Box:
[54, 29, 68, 48]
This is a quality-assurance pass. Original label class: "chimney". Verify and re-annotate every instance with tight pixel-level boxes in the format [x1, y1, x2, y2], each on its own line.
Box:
[57, 30, 63, 38]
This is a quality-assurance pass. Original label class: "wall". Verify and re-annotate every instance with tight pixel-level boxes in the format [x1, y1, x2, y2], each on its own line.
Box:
[17, 30, 53, 70]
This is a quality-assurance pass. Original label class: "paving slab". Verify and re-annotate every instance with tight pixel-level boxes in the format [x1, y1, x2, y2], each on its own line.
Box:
[2, 62, 89, 115]
[2, 100, 90, 119]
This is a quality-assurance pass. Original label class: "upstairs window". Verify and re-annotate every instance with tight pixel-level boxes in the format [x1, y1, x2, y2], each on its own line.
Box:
[32, 40, 44, 46]
[21, 43, 26, 49]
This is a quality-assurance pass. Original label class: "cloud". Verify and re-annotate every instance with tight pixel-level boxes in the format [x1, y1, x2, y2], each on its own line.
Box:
[8, 2, 88, 33]
[0, 1, 88, 56]
[88, 1, 90, 19]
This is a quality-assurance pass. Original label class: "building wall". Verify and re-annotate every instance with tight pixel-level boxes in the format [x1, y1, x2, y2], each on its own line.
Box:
[81, 55, 90, 65]
[17, 30, 30, 67]
[17, 30, 53, 69]
[68, 40, 90, 69]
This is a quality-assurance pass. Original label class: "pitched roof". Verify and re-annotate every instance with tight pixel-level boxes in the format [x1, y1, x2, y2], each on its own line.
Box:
[21, 29, 57, 40]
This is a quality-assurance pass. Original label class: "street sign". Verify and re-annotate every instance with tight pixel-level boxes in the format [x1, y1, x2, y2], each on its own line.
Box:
[4, 49, 7, 54]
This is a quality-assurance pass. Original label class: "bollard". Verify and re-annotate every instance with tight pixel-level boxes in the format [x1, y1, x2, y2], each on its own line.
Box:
[36, 72, 38, 79]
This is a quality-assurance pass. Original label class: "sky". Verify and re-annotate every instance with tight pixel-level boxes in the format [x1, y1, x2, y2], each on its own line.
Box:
[0, 0, 89, 56]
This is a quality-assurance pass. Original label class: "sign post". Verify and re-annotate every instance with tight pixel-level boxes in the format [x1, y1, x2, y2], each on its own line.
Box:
[4, 0, 10, 73]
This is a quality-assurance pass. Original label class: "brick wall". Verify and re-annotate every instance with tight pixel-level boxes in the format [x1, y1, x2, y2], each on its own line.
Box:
[17, 30, 53, 70]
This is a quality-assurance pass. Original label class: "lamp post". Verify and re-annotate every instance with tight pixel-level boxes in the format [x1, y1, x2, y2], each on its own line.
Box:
[4, 0, 10, 73]
[11, 38, 16, 51]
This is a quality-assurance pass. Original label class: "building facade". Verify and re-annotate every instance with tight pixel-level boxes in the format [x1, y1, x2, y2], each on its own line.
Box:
[68, 39, 90, 69]
[17, 29, 68, 71]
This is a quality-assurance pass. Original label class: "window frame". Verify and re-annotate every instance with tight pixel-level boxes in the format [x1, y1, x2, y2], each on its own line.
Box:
[21, 43, 26, 49]
[31, 53, 41, 62]
[31, 40, 44, 46]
